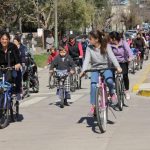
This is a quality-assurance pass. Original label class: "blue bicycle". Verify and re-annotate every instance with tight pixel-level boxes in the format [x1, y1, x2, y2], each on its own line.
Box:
[0, 66, 19, 129]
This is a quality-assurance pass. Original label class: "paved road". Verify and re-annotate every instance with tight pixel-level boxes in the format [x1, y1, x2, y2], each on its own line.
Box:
[0, 60, 150, 150]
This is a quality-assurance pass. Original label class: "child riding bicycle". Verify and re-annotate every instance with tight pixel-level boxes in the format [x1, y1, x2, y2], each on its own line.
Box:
[49, 46, 75, 107]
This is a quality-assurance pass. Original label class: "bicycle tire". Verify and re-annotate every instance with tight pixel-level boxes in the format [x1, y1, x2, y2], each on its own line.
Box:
[0, 95, 10, 129]
[15, 101, 19, 120]
[115, 77, 123, 111]
[95, 87, 107, 133]
[59, 89, 64, 108]
[132, 60, 135, 74]
[70, 75, 76, 92]
[10, 101, 14, 122]
[32, 76, 39, 93]
[49, 75, 55, 89]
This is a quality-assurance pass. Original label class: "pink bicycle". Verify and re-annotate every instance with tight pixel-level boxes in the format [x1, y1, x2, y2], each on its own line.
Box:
[85, 67, 115, 133]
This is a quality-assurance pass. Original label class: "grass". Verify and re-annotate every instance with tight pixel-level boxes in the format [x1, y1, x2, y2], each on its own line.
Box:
[34, 53, 48, 68]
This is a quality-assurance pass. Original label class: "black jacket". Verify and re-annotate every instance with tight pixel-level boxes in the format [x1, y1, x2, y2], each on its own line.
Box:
[19, 44, 28, 63]
[134, 38, 145, 51]
[0, 42, 20, 67]
[50, 54, 75, 71]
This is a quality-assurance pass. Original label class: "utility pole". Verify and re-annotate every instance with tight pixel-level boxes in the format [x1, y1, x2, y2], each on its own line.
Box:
[19, 18, 22, 33]
[54, 0, 58, 48]
[37, 0, 40, 28]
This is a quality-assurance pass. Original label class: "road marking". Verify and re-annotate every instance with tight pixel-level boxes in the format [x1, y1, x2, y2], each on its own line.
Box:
[21, 93, 86, 108]
[20, 97, 46, 108]
[30, 91, 89, 96]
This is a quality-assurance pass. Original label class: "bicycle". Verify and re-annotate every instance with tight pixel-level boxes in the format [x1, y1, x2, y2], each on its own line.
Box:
[70, 73, 76, 92]
[85, 67, 116, 133]
[136, 50, 142, 70]
[55, 70, 69, 108]
[144, 47, 149, 61]
[115, 73, 126, 111]
[75, 66, 82, 89]
[0, 66, 19, 129]
[129, 55, 137, 74]
[49, 69, 57, 89]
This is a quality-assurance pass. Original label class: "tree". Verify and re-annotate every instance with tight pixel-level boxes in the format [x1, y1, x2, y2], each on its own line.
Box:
[92, 0, 112, 30]
[57, 0, 94, 33]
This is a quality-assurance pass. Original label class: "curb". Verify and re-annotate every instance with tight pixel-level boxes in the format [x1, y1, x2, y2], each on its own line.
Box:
[138, 90, 150, 97]
[132, 64, 150, 93]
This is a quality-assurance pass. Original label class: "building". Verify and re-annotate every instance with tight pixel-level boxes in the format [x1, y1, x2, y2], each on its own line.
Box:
[110, 0, 130, 31]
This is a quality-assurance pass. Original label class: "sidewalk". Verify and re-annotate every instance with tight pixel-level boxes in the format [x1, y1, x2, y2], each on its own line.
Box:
[138, 69, 150, 96]
[132, 60, 150, 97]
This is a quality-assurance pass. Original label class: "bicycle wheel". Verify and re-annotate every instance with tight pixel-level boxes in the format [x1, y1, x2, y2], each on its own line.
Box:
[0, 94, 10, 129]
[132, 59, 135, 74]
[70, 75, 76, 92]
[59, 89, 64, 108]
[49, 75, 55, 89]
[10, 98, 19, 122]
[146, 49, 149, 60]
[121, 80, 125, 105]
[23, 77, 30, 98]
[95, 87, 107, 133]
[32, 76, 39, 93]
[115, 77, 123, 111]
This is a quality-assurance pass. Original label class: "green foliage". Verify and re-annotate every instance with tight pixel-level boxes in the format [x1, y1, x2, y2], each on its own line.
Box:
[0, 0, 112, 32]
[34, 53, 48, 68]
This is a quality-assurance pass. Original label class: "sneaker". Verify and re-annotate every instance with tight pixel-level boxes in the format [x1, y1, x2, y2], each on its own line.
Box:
[111, 94, 118, 105]
[88, 106, 95, 117]
[129, 68, 132, 72]
[125, 91, 131, 100]
[64, 99, 69, 106]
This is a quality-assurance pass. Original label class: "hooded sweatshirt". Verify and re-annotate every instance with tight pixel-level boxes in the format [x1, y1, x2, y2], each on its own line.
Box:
[82, 44, 120, 72]
[110, 39, 133, 63]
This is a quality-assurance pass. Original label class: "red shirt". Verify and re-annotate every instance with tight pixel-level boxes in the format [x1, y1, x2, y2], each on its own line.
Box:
[65, 41, 83, 58]
[47, 51, 58, 64]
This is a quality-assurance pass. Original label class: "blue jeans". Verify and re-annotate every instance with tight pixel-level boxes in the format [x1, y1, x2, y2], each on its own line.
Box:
[90, 70, 115, 105]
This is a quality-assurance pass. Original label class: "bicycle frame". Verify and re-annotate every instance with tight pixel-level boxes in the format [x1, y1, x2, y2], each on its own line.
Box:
[0, 73, 12, 109]
[97, 76, 107, 109]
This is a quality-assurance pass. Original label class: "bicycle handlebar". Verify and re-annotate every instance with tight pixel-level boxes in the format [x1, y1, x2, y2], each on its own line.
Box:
[85, 67, 116, 73]
[0, 66, 15, 71]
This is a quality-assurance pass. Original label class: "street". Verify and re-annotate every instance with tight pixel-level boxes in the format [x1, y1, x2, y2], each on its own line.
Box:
[0, 60, 150, 150]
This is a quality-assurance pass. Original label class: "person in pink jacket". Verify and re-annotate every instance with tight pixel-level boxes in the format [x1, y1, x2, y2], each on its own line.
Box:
[109, 31, 133, 100]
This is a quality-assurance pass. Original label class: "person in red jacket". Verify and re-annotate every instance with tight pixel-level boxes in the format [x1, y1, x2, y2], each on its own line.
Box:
[47, 47, 58, 65]
[65, 34, 83, 67]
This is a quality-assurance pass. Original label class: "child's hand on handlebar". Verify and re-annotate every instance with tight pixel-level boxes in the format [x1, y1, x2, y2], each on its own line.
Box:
[49, 70, 53, 73]
[80, 72, 85, 78]
[70, 70, 75, 74]
[117, 67, 122, 73]
[15, 64, 21, 71]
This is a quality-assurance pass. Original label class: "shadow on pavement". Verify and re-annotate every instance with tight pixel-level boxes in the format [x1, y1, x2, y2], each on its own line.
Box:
[77, 116, 101, 134]
[10, 114, 24, 123]
[49, 102, 74, 107]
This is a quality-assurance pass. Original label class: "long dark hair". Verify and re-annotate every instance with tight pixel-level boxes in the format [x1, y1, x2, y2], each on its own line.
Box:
[0, 31, 11, 40]
[89, 30, 107, 54]
[109, 31, 121, 42]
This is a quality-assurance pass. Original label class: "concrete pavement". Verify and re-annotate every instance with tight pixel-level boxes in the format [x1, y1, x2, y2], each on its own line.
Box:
[0, 62, 150, 150]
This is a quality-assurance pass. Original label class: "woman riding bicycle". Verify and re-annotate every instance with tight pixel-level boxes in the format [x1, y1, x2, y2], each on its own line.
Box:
[109, 31, 133, 100]
[80, 30, 122, 116]
[0, 32, 21, 101]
